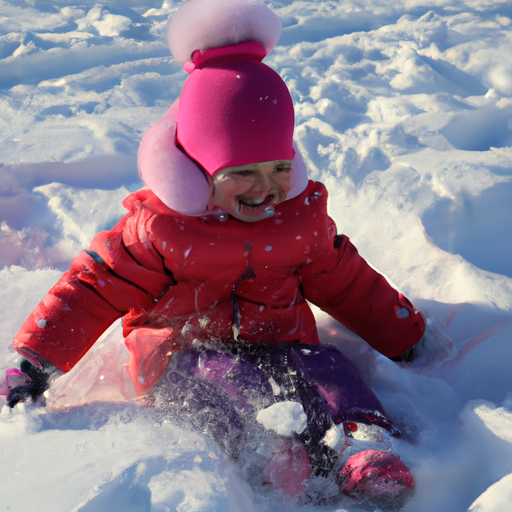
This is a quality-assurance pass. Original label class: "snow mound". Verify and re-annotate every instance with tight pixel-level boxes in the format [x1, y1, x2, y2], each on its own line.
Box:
[469, 473, 512, 512]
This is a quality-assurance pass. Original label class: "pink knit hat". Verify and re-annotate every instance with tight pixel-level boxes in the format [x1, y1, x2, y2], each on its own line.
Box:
[176, 41, 295, 175]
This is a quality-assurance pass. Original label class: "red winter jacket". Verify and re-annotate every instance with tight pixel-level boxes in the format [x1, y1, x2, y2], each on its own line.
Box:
[13, 181, 424, 393]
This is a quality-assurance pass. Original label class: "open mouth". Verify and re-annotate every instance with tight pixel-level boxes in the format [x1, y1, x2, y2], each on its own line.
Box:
[238, 194, 274, 208]
[237, 194, 276, 216]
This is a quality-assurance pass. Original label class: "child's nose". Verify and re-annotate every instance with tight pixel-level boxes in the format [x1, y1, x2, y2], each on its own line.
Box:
[255, 173, 272, 193]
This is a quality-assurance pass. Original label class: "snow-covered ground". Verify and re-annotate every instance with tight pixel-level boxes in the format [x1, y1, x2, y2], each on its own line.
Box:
[1, 0, 512, 510]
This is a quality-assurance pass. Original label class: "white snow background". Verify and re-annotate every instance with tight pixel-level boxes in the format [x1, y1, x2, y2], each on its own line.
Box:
[1, 0, 512, 511]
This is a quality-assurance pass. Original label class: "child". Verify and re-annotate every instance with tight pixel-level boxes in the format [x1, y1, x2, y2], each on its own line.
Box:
[4, 0, 425, 508]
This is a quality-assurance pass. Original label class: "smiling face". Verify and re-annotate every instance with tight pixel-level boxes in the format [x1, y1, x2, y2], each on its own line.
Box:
[208, 160, 293, 222]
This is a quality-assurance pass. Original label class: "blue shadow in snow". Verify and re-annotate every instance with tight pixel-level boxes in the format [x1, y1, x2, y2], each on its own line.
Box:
[422, 180, 512, 278]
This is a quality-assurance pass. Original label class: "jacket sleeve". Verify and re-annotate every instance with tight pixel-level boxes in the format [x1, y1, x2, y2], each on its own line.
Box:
[12, 207, 172, 373]
[299, 232, 425, 359]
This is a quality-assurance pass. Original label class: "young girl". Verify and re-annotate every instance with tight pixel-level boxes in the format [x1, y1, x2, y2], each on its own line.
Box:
[4, 0, 425, 508]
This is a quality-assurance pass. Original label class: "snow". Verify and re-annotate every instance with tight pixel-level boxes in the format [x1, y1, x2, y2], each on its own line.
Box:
[1, 0, 512, 510]
[256, 401, 308, 436]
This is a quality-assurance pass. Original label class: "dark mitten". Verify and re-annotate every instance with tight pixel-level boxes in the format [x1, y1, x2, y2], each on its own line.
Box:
[7, 359, 59, 408]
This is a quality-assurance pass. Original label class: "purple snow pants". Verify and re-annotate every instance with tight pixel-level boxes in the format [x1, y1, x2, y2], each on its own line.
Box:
[150, 341, 398, 475]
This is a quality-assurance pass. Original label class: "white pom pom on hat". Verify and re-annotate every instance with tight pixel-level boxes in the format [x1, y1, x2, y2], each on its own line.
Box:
[167, 0, 282, 63]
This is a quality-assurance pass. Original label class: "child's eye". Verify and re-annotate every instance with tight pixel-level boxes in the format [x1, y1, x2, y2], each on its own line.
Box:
[233, 170, 256, 177]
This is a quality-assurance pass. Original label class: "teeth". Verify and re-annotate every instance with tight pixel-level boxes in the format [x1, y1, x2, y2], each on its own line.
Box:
[240, 198, 265, 206]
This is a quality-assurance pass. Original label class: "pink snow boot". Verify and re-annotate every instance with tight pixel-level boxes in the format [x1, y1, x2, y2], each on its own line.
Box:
[339, 449, 414, 510]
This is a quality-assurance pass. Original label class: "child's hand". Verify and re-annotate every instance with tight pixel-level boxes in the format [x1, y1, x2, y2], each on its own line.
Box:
[5, 359, 60, 408]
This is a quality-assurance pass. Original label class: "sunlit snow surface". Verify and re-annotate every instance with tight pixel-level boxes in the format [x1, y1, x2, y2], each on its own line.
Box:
[1, 0, 512, 511]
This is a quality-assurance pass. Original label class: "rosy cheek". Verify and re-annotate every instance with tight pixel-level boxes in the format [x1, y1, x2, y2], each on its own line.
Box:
[276, 175, 292, 192]
[212, 182, 242, 207]
[226, 184, 245, 199]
